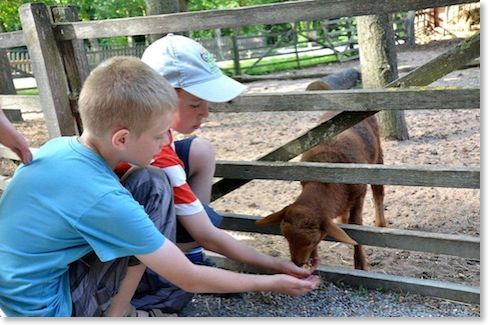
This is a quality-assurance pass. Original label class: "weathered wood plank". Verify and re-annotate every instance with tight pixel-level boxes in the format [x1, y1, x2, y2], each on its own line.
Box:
[389, 33, 480, 88]
[0, 30, 16, 96]
[214, 160, 480, 189]
[19, 3, 77, 138]
[50, 5, 90, 134]
[0, 95, 41, 113]
[210, 88, 480, 112]
[0, 31, 25, 49]
[0, 89, 480, 114]
[209, 253, 479, 304]
[54, 0, 476, 40]
[218, 213, 480, 259]
[1, 109, 23, 122]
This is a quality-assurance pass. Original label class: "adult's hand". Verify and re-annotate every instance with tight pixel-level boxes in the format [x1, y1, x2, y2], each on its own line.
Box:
[0, 109, 32, 164]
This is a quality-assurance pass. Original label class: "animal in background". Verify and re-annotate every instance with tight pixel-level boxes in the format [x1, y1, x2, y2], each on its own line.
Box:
[306, 68, 361, 91]
[256, 79, 385, 270]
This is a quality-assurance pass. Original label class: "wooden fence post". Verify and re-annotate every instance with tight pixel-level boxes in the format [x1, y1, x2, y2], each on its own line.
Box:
[292, 22, 301, 69]
[0, 22, 15, 92]
[0, 30, 16, 96]
[19, 3, 77, 137]
[231, 29, 241, 75]
[50, 5, 91, 134]
[0, 47, 21, 122]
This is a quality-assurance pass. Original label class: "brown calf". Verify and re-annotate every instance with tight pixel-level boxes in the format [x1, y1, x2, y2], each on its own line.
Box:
[256, 82, 386, 270]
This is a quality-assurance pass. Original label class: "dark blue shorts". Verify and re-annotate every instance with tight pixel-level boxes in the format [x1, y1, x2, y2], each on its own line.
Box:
[174, 136, 222, 243]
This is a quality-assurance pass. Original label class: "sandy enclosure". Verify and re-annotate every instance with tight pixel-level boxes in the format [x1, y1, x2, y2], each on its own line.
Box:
[0, 39, 480, 289]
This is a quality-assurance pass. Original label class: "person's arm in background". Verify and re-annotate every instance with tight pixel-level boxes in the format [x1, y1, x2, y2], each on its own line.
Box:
[0, 107, 32, 164]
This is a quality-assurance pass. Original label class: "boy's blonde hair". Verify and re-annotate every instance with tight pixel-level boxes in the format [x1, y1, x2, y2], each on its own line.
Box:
[79, 56, 177, 137]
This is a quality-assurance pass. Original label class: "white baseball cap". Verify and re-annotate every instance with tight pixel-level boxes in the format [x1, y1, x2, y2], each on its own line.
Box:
[141, 33, 247, 103]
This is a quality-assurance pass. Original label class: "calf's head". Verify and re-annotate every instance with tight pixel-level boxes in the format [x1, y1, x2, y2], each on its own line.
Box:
[256, 204, 357, 266]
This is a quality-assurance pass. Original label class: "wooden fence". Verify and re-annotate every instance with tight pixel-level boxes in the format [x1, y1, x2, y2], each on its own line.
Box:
[4, 14, 410, 78]
[0, 0, 480, 305]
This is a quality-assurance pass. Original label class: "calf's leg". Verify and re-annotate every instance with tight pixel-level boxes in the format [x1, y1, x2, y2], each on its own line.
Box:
[371, 184, 386, 227]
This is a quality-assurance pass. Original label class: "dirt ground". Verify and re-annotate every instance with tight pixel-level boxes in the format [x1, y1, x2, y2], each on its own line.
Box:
[1, 39, 480, 291]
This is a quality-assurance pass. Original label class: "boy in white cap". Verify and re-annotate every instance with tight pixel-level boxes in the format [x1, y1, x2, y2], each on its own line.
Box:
[114, 34, 318, 314]
[141, 32, 247, 267]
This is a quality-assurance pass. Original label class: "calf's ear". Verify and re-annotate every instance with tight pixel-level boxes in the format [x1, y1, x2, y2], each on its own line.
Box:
[256, 208, 286, 225]
[322, 218, 357, 245]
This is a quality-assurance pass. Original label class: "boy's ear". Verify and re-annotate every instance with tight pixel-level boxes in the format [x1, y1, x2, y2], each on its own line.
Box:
[112, 128, 130, 150]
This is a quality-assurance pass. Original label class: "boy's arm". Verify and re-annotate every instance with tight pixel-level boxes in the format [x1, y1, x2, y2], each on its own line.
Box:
[136, 239, 320, 296]
[178, 211, 315, 277]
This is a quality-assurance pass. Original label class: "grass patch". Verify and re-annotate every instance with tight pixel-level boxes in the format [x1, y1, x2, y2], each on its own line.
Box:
[220, 51, 357, 76]
[17, 88, 38, 95]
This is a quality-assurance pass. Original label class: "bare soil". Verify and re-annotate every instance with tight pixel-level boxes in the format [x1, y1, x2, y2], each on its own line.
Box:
[1, 39, 480, 290]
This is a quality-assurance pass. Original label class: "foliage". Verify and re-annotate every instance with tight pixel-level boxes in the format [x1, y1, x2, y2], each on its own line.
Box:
[0, 0, 52, 31]
[16, 88, 38, 95]
[0, 0, 145, 32]
[1, 0, 289, 32]
[187, 0, 289, 39]
[1, 0, 290, 44]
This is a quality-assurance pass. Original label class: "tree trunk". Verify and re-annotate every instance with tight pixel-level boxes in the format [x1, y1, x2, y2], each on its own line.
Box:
[405, 10, 416, 45]
[357, 14, 409, 140]
[179, 0, 187, 12]
[145, 0, 180, 43]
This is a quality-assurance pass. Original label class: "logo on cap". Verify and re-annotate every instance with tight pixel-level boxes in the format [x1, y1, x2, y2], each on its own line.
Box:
[200, 49, 219, 74]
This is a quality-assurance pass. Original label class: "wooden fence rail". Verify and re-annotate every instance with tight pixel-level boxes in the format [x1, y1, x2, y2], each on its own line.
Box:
[214, 161, 480, 189]
[52, 0, 474, 40]
[210, 88, 479, 112]
[218, 213, 480, 259]
[210, 251, 479, 304]
[0, 88, 479, 116]
[0, 31, 24, 49]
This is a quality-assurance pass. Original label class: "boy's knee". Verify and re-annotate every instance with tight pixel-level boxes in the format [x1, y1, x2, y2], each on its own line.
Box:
[122, 166, 171, 196]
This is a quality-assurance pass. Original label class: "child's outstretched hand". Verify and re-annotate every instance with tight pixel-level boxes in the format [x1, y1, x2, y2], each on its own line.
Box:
[272, 274, 321, 296]
[277, 257, 320, 279]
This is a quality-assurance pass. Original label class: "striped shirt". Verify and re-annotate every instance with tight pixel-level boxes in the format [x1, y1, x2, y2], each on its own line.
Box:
[114, 130, 204, 216]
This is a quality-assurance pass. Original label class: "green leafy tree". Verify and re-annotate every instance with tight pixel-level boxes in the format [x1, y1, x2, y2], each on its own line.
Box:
[0, 0, 144, 32]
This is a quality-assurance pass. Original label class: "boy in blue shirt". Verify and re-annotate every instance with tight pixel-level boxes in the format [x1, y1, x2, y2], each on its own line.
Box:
[0, 56, 319, 317]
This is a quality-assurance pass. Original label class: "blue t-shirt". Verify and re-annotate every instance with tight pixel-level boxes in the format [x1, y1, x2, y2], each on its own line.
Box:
[0, 137, 165, 316]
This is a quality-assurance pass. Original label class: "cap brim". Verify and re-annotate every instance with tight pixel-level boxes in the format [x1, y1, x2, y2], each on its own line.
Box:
[183, 75, 247, 103]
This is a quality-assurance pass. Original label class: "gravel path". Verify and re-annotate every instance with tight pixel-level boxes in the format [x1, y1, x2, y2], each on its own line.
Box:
[179, 281, 479, 317]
